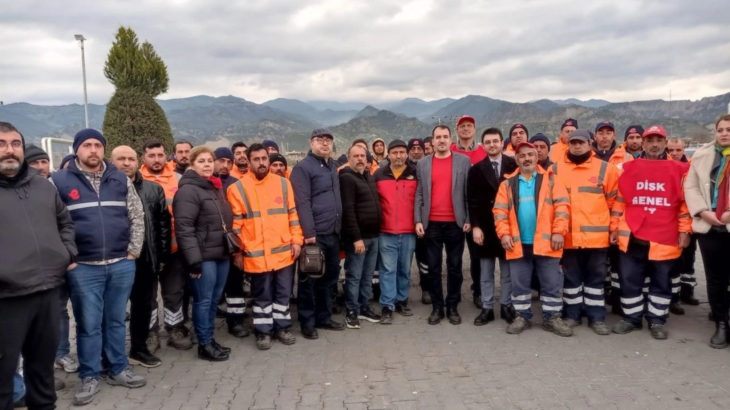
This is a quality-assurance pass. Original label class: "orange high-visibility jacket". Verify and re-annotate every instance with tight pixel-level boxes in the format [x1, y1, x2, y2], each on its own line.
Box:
[551, 156, 620, 249]
[549, 140, 569, 164]
[493, 167, 570, 260]
[141, 162, 180, 252]
[227, 172, 303, 273]
[230, 167, 246, 180]
[593, 144, 633, 172]
[611, 168, 692, 261]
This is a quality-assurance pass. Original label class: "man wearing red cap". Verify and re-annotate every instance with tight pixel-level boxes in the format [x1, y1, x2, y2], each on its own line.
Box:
[450, 115, 487, 307]
[611, 125, 692, 340]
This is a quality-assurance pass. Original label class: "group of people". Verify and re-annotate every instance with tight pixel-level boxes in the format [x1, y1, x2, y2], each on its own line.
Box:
[1, 113, 729, 409]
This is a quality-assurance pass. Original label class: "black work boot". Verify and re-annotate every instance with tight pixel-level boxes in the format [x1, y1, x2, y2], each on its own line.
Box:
[680, 284, 700, 305]
[710, 321, 729, 349]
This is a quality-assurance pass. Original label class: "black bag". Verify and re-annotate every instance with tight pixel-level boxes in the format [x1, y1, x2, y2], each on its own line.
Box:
[210, 192, 242, 255]
[298, 244, 325, 279]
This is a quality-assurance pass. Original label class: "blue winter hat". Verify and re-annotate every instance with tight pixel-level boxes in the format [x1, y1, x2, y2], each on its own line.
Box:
[213, 147, 234, 161]
[72, 129, 106, 153]
[529, 133, 551, 149]
[262, 139, 280, 152]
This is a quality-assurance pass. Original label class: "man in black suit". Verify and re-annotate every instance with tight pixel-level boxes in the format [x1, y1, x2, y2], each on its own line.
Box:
[467, 128, 518, 325]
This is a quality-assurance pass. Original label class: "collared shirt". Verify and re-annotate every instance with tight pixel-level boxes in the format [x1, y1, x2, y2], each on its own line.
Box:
[517, 171, 537, 245]
[489, 154, 502, 175]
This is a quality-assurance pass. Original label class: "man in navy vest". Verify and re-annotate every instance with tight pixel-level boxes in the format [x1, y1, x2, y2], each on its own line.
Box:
[51, 129, 146, 406]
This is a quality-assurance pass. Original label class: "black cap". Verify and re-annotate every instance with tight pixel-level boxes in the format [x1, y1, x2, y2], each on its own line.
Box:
[311, 128, 333, 139]
[388, 139, 407, 152]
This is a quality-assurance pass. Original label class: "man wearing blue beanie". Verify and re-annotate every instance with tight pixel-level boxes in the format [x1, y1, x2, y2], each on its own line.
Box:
[51, 129, 147, 405]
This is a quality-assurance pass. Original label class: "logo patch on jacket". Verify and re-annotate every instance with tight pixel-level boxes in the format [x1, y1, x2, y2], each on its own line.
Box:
[274, 196, 283, 204]
[68, 189, 80, 201]
[589, 176, 598, 184]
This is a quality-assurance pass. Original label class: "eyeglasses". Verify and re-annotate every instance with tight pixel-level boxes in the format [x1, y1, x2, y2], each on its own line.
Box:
[0, 140, 22, 149]
[313, 137, 333, 144]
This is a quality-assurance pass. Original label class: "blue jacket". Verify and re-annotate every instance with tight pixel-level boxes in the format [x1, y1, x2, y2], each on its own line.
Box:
[52, 160, 130, 262]
[290, 151, 342, 237]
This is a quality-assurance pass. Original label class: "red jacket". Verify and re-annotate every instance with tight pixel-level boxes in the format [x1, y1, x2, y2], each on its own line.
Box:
[374, 163, 418, 234]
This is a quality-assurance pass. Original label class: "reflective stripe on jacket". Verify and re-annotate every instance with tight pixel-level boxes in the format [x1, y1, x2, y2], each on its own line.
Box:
[493, 167, 570, 260]
[551, 156, 620, 249]
[228, 172, 303, 273]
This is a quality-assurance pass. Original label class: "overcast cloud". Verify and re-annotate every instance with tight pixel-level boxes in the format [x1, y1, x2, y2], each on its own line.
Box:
[2, 0, 729, 106]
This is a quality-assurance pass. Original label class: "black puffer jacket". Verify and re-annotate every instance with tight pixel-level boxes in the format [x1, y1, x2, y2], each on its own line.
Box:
[133, 172, 171, 270]
[173, 170, 234, 270]
[339, 166, 381, 241]
[0, 164, 77, 298]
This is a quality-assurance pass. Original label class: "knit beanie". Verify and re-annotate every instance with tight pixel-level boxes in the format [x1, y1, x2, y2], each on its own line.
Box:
[24, 144, 49, 163]
[72, 129, 106, 153]
[509, 123, 529, 139]
[213, 147, 234, 161]
[262, 139, 280, 152]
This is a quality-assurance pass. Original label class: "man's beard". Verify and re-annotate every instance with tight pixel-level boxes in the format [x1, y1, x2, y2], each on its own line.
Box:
[0, 155, 21, 176]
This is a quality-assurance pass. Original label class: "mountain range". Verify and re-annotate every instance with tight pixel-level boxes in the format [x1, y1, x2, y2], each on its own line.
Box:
[2, 92, 728, 152]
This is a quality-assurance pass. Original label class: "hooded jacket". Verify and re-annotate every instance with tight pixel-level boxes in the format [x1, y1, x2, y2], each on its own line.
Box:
[0, 163, 77, 298]
[173, 170, 234, 269]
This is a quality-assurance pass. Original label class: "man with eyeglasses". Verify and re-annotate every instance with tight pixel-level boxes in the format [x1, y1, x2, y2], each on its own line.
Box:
[291, 129, 345, 339]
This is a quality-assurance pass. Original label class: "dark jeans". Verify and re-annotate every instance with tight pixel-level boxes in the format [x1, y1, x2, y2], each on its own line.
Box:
[153, 252, 188, 329]
[297, 233, 340, 328]
[619, 239, 674, 326]
[0, 288, 60, 410]
[561, 248, 608, 323]
[415, 237, 429, 292]
[190, 259, 229, 346]
[251, 264, 295, 335]
[698, 230, 730, 322]
[344, 237, 379, 312]
[424, 221, 465, 309]
[225, 261, 246, 327]
[130, 258, 157, 353]
[55, 283, 71, 359]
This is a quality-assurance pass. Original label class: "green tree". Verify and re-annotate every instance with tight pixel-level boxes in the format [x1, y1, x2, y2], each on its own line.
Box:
[103, 26, 173, 154]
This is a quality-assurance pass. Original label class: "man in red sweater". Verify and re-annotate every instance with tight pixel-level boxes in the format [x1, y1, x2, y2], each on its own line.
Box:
[415, 125, 472, 325]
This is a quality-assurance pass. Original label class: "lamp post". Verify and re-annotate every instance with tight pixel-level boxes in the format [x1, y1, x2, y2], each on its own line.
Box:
[74, 34, 89, 128]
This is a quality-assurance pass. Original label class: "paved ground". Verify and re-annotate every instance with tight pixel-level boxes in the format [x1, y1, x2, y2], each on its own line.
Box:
[53, 251, 730, 409]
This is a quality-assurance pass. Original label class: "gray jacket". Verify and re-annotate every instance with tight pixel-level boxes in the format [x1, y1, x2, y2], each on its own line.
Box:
[414, 152, 471, 230]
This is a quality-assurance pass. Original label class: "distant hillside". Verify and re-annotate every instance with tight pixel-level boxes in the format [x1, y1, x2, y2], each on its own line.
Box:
[1, 92, 728, 150]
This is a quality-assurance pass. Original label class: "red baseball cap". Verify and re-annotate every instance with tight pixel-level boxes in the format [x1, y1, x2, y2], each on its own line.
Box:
[642, 125, 667, 139]
[456, 115, 475, 126]
[515, 142, 536, 152]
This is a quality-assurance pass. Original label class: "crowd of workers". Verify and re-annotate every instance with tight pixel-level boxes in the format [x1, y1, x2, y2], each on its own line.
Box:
[1, 113, 729, 408]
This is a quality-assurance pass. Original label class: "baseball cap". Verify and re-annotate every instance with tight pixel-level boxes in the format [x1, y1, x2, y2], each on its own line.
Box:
[569, 129, 592, 142]
[456, 115, 475, 127]
[515, 142, 536, 152]
[642, 125, 667, 139]
[407, 138, 423, 151]
[624, 125, 645, 140]
[594, 121, 615, 132]
[561, 119, 578, 129]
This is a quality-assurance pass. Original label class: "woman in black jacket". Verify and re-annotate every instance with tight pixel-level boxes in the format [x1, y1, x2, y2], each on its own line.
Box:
[173, 146, 234, 361]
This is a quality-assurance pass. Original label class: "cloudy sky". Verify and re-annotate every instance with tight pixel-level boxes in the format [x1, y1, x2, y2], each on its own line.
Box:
[2, 0, 728, 106]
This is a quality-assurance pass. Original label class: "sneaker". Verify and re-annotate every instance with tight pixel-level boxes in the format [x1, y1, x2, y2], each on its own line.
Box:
[589, 321, 611, 336]
[649, 323, 668, 340]
[563, 318, 582, 328]
[55, 354, 79, 373]
[380, 307, 393, 325]
[358, 306, 382, 323]
[612, 319, 641, 334]
[105, 368, 146, 388]
[167, 325, 193, 350]
[128, 350, 162, 368]
[275, 329, 296, 345]
[256, 334, 272, 350]
[74, 377, 100, 406]
[146, 331, 161, 353]
[506, 316, 531, 334]
[345, 310, 360, 329]
[395, 301, 413, 316]
[543, 315, 573, 337]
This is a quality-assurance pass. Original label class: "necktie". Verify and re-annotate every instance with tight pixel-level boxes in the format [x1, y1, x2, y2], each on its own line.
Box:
[492, 161, 499, 176]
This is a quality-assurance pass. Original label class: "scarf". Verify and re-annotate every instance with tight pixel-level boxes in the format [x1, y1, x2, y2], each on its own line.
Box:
[715, 146, 730, 219]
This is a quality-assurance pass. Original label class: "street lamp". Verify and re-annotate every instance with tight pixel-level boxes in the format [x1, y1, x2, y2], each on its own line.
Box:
[74, 34, 89, 128]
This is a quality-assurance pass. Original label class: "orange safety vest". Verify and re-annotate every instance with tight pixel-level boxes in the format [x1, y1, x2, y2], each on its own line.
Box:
[227, 172, 303, 273]
[551, 156, 620, 249]
[549, 140, 569, 164]
[611, 166, 692, 261]
[493, 168, 570, 260]
[592, 144, 633, 172]
[141, 162, 180, 252]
